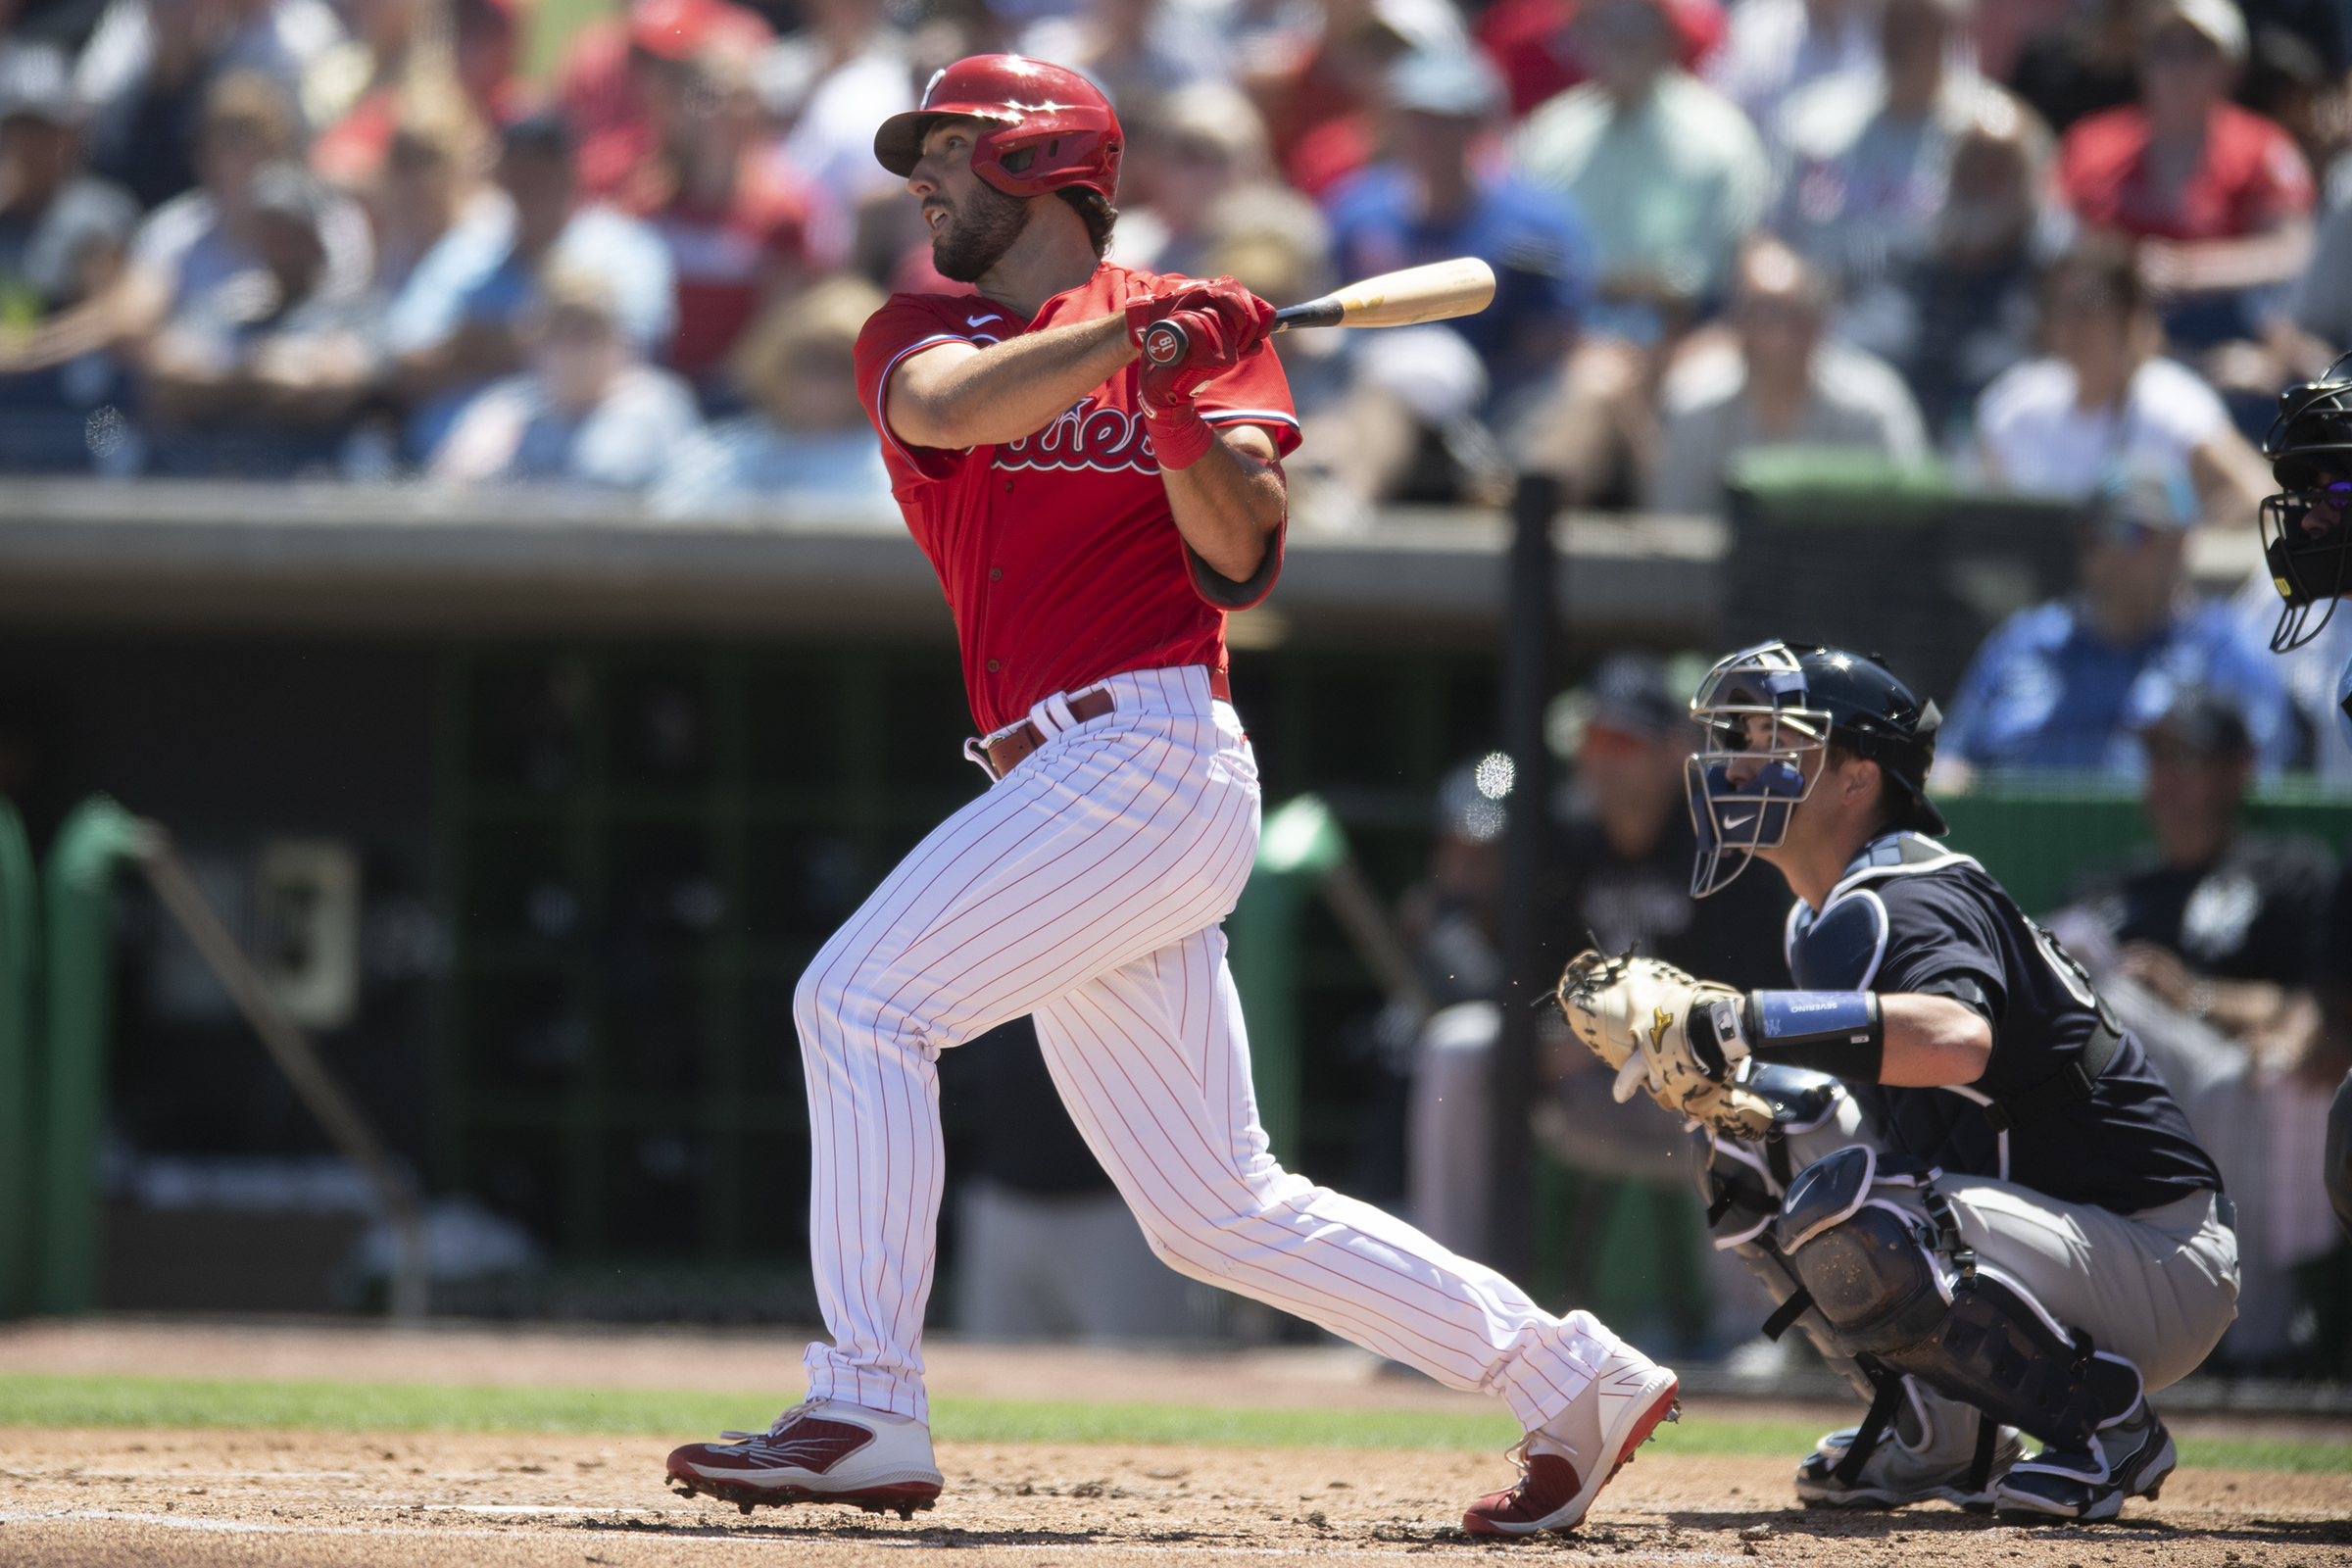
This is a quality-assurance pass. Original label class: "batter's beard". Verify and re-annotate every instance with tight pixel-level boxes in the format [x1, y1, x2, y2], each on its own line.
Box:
[929, 180, 1032, 282]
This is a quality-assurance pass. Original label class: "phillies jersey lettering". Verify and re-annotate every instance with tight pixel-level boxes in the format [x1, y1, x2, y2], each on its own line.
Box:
[854, 263, 1300, 735]
[999, 395, 1158, 475]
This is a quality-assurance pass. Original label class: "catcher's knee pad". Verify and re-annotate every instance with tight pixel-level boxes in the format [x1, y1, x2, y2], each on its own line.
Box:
[1775, 1145, 2140, 1450]
[1695, 1064, 1846, 1248]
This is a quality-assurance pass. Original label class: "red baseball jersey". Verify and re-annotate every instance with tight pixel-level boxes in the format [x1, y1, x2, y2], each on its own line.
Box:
[854, 262, 1300, 736]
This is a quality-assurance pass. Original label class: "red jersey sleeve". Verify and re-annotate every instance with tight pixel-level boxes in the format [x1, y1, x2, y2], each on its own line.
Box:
[854, 294, 999, 489]
[1192, 337, 1303, 459]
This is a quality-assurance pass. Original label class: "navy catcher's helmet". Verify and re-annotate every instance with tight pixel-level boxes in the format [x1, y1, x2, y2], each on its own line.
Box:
[1684, 642, 1945, 896]
[2260, 352, 2352, 652]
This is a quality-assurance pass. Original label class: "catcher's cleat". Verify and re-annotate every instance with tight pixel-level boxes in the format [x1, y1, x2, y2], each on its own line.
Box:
[664, 1396, 944, 1519]
[1992, 1398, 2174, 1523]
[1462, 1333, 1682, 1536]
[1794, 1417, 2023, 1511]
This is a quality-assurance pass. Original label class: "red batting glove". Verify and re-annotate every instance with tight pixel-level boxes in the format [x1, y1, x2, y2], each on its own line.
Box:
[1123, 277, 1276, 470]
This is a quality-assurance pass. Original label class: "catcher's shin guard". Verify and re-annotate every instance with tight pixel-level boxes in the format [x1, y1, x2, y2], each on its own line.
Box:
[1773, 1147, 2140, 1455]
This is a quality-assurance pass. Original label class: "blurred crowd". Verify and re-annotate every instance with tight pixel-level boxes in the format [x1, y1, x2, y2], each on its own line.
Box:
[0, 0, 2338, 520]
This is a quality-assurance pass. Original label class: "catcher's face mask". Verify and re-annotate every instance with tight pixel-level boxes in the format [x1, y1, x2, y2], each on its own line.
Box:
[2260, 357, 2352, 652]
[2262, 473, 2352, 652]
[1685, 644, 1832, 897]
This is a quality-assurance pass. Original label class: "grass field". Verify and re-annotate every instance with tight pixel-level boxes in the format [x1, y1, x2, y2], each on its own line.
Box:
[0, 1373, 2342, 1473]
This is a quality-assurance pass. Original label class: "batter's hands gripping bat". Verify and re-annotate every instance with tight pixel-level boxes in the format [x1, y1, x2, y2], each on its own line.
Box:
[1138, 257, 1498, 368]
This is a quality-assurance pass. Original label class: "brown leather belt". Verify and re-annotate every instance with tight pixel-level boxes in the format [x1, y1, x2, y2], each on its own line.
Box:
[982, 667, 1232, 779]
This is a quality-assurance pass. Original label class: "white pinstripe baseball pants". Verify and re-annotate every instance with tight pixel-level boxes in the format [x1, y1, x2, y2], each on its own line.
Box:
[795, 665, 1612, 1429]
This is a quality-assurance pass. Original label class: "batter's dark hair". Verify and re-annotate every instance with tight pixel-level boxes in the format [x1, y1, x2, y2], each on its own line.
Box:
[1056, 187, 1117, 258]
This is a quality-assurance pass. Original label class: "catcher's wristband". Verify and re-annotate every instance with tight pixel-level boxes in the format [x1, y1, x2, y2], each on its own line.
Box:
[1143, 406, 1214, 470]
[1720, 991, 1885, 1082]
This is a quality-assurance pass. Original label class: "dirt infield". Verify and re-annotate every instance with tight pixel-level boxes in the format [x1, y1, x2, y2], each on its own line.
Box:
[1, 1426, 2345, 1568]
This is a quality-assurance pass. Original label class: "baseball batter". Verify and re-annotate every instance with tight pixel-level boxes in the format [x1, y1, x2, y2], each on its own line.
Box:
[663, 55, 1679, 1535]
[1558, 642, 2237, 1522]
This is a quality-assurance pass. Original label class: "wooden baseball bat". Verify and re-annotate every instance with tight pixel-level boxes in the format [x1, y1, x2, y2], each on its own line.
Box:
[1139, 258, 1497, 368]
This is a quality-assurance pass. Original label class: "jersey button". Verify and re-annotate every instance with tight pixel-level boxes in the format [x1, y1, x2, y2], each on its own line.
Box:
[990, 567, 1003, 581]
[986, 659, 1001, 672]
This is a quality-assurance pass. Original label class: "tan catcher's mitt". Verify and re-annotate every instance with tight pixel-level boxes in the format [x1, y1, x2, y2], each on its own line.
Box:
[1554, 950, 1774, 1141]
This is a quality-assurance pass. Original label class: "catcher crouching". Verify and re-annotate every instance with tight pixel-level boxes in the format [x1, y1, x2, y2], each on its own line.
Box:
[1557, 641, 2236, 1522]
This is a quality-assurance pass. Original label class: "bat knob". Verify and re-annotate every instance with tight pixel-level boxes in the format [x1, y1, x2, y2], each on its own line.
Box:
[1141, 319, 1190, 368]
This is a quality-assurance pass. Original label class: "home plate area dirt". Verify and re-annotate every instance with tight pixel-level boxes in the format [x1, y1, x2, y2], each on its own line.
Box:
[0, 1430, 2345, 1568]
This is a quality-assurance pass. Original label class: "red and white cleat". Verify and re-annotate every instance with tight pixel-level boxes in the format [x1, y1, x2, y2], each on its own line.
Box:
[1462, 1339, 1682, 1537]
[666, 1397, 945, 1519]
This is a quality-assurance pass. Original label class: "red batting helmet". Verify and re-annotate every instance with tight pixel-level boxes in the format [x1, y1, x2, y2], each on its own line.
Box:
[873, 55, 1122, 201]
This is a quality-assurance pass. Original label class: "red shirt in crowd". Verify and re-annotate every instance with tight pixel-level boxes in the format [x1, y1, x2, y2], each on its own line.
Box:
[653, 164, 811, 378]
[2058, 100, 2315, 240]
[1473, 0, 1726, 119]
[854, 263, 1301, 735]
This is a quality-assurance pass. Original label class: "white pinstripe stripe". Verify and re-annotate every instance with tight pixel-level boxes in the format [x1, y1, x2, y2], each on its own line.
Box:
[794, 667, 1604, 1432]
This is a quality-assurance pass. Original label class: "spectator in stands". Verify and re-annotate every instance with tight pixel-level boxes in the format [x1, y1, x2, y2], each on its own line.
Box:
[1510, 0, 1770, 508]
[1108, 82, 1272, 279]
[1297, 322, 1513, 512]
[312, 0, 527, 186]
[1838, 101, 2047, 446]
[2238, 15, 2349, 200]
[2057, 0, 2317, 349]
[1936, 461, 2297, 778]
[2269, 206, 2352, 379]
[0, 45, 141, 470]
[2068, 690, 2335, 1033]
[390, 114, 673, 463]
[1249, 0, 1464, 197]
[1327, 49, 1592, 409]
[76, 0, 352, 211]
[365, 98, 495, 301]
[432, 264, 700, 486]
[1018, 0, 1230, 105]
[1408, 656, 1788, 1349]
[1515, 0, 1770, 341]
[1200, 184, 1359, 431]
[652, 273, 887, 513]
[558, 0, 771, 208]
[2007, 0, 2140, 135]
[2045, 688, 2340, 1369]
[1477, 0, 1728, 122]
[1648, 236, 1928, 514]
[1770, 0, 2025, 298]
[1704, 0, 1881, 140]
[757, 0, 911, 274]
[1976, 238, 2272, 515]
[0, 74, 370, 388]
[638, 44, 808, 404]
[138, 161, 377, 474]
